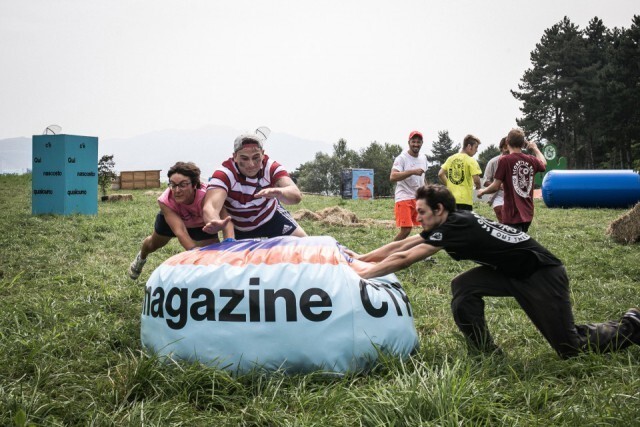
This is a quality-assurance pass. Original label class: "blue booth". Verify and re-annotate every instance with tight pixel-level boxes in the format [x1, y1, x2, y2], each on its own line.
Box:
[32, 134, 99, 215]
[341, 168, 374, 200]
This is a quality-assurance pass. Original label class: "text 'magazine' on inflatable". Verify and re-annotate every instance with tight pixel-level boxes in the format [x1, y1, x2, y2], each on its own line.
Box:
[141, 236, 419, 375]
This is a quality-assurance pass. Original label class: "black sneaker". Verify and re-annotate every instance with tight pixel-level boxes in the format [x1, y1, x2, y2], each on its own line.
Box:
[622, 308, 640, 345]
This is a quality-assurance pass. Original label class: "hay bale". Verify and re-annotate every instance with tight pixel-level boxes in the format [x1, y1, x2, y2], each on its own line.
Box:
[293, 209, 322, 221]
[607, 202, 640, 244]
[293, 205, 395, 228]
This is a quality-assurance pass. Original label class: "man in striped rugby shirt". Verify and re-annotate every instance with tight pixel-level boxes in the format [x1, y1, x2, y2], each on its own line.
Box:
[202, 131, 307, 239]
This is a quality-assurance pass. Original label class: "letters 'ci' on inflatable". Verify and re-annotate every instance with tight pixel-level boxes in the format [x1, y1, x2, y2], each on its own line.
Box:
[141, 236, 419, 375]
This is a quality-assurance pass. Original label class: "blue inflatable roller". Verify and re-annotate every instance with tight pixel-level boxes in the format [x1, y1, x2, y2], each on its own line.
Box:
[542, 170, 640, 208]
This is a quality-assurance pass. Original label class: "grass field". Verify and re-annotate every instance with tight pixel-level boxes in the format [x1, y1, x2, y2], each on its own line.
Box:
[1, 173, 639, 426]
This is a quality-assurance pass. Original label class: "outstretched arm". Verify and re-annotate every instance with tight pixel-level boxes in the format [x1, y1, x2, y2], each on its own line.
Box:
[255, 176, 302, 205]
[160, 203, 198, 250]
[346, 234, 425, 263]
[349, 240, 441, 279]
[477, 178, 502, 197]
[390, 168, 424, 183]
[202, 188, 233, 236]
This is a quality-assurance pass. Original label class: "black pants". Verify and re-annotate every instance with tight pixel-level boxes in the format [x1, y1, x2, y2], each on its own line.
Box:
[505, 222, 531, 232]
[450, 265, 636, 358]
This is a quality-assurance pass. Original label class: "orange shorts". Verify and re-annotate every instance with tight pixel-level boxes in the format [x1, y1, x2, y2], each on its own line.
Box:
[395, 199, 420, 227]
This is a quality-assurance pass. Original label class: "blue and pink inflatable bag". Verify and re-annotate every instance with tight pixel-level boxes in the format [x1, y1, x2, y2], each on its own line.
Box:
[141, 236, 419, 374]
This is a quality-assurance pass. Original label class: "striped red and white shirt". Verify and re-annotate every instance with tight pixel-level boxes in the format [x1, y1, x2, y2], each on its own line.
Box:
[207, 155, 289, 231]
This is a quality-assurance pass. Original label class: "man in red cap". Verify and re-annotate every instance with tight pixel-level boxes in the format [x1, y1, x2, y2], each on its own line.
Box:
[390, 130, 428, 241]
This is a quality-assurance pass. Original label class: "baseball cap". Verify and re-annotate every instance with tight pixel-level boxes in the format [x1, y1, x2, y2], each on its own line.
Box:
[233, 126, 271, 152]
[408, 131, 423, 140]
[233, 134, 263, 152]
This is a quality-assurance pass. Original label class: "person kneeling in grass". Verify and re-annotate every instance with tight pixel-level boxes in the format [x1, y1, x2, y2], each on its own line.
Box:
[346, 184, 640, 358]
[128, 161, 232, 280]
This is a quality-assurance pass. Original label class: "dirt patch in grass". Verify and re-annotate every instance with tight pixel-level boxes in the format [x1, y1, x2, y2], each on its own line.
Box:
[294, 206, 395, 228]
[101, 194, 133, 202]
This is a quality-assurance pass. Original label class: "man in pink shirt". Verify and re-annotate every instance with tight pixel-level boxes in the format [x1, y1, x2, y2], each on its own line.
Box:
[128, 161, 228, 280]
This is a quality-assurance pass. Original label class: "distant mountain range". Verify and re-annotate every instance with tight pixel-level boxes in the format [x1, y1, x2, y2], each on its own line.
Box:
[0, 125, 333, 178]
[0, 137, 32, 174]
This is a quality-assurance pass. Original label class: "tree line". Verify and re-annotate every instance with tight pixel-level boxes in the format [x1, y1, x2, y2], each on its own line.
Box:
[291, 131, 459, 197]
[292, 15, 639, 196]
[513, 15, 640, 169]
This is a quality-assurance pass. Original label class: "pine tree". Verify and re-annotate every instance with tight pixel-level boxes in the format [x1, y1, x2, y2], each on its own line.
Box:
[427, 130, 459, 165]
[603, 15, 640, 168]
[512, 17, 589, 167]
[426, 130, 459, 184]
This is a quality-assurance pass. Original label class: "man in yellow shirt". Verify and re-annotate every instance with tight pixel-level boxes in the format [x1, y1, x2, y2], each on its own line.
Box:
[438, 134, 482, 210]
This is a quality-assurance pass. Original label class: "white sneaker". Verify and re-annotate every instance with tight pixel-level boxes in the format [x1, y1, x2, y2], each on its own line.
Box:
[128, 252, 147, 280]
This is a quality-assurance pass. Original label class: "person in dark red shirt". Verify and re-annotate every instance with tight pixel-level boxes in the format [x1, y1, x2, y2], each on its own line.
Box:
[478, 128, 545, 232]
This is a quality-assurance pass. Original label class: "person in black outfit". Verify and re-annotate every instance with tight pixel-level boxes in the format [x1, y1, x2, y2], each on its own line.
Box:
[346, 184, 640, 358]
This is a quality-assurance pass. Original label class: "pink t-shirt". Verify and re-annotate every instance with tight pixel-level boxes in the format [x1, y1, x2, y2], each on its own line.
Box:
[157, 184, 207, 228]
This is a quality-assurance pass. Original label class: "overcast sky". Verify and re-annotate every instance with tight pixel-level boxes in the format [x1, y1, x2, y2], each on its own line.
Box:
[1, 1, 637, 152]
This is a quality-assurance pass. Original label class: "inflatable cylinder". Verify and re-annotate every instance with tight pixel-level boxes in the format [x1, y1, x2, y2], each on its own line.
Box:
[140, 236, 419, 375]
[542, 170, 640, 208]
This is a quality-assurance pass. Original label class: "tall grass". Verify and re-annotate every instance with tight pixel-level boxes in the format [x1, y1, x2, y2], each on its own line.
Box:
[1, 174, 639, 426]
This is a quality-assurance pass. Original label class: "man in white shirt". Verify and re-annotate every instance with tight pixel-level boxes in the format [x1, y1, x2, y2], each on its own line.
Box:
[390, 130, 428, 241]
